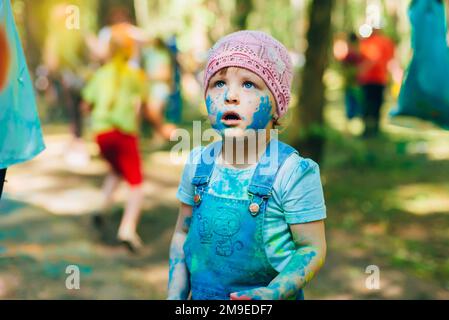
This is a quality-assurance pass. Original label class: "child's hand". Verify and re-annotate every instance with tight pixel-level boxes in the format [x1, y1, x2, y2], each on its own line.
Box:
[230, 287, 280, 300]
[160, 123, 177, 141]
[80, 101, 92, 116]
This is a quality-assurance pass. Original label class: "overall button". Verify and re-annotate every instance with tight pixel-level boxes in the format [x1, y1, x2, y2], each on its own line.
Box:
[249, 203, 260, 215]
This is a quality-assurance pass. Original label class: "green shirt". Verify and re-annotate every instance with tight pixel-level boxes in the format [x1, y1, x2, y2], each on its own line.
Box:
[82, 58, 146, 135]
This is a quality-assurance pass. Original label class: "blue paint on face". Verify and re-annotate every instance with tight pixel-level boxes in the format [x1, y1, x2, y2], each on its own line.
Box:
[206, 94, 227, 134]
[224, 88, 229, 102]
[205, 95, 215, 115]
[247, 95, 273, 130]
[207, 92, 272, 136]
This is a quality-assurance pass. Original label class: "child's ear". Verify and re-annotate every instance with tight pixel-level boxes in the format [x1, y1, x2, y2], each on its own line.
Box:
[271, 113, 280, 129]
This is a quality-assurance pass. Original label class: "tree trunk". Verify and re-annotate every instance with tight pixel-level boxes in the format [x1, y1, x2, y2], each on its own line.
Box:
[341, 0, 354, 32]
[293, 0, 334, 164]
[232, 0, 253, 30]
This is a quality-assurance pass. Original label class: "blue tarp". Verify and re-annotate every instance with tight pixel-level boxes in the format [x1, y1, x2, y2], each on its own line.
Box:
[391, 0, 449, 128]
[0, 0, 45, 169]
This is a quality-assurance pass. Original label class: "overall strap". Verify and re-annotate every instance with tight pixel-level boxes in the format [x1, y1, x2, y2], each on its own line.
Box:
[191, 141, 222, 187]
[247, 139, 298, 216]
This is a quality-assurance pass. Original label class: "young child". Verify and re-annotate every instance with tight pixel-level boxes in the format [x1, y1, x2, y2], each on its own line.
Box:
[168, 31, 327, 300]
[81, 24, 174, 252]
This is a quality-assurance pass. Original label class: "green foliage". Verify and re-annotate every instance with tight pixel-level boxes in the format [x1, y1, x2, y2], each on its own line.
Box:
[247, 0, 299, 49]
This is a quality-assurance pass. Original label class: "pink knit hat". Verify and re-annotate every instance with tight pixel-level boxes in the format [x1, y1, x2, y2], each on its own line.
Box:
[203, 30, 293, 118]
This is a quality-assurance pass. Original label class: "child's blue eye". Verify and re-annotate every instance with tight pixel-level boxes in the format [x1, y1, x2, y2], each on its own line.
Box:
[243, 81, 255, 89]
[214, 80, 225, 88]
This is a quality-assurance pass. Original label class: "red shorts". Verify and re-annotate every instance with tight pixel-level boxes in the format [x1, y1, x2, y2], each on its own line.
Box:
[96, 129, 143, 186]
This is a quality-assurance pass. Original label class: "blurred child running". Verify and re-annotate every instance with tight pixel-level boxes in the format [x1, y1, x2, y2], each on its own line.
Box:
[81, 23, 175, 252]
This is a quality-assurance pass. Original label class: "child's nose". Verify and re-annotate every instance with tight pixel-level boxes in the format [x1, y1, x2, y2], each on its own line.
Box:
[225, 88, 239, 105]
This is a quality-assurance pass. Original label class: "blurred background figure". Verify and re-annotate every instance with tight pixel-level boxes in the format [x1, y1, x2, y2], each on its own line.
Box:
[343, 32, 363, 121]
[43, 3, 89, 167]
[358, 27, 395, 137]
[165, 34, 183, 124]
[87, 6, 137, 65]
[81, 23, 174, 253]
[81, 23, 147, 252]
[88, 5, 149, 68]
[142, 36, 174, 141]
[334, 32, 364, 123]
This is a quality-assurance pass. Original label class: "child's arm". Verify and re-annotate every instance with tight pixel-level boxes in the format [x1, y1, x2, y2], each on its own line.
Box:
[80, 100, 93, 116]
[167, 202, 193, 300]
[142, 101, 177, 140]
[231, 220, 326, 300]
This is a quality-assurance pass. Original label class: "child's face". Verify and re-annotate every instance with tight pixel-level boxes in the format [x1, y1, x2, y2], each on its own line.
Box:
[205, 67, 276, 137]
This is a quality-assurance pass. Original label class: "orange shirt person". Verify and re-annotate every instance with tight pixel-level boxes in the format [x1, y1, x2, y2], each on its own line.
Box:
[358, 30, 395, 86]
[358, 29, 395, 137]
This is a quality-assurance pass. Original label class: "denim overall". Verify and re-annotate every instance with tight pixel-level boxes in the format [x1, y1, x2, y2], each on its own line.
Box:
[184, 139, 304, 300]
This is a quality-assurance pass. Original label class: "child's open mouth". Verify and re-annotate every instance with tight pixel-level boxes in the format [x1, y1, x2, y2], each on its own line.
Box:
[221, 111, 242, 126]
